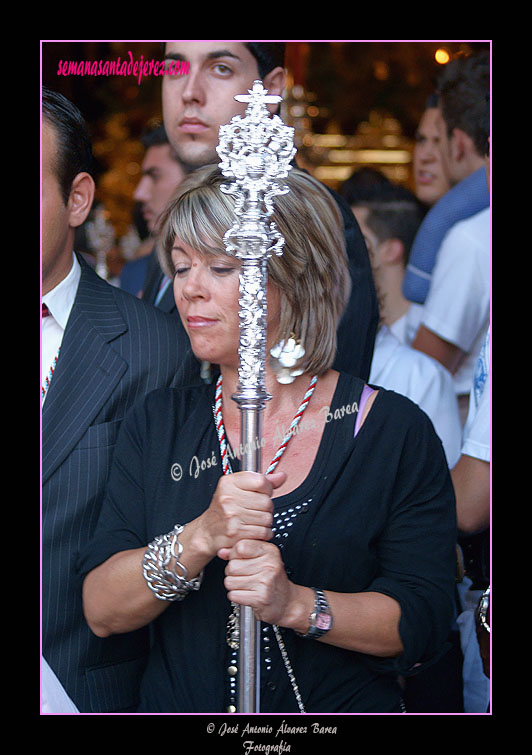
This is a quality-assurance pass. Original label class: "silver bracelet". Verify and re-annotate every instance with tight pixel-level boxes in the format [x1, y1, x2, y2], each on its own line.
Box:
[477, 585, 490, 633]
[142, 524, 204, 601]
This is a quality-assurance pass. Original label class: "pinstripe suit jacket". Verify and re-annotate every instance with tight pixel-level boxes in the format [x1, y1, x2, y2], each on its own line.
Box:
[42, 255, 193, 713]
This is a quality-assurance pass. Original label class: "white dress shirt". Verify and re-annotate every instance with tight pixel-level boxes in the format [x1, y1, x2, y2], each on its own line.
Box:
[41, 656, 79, 714]
[370, 325, 462, 468]
[41, 254, 81, 402]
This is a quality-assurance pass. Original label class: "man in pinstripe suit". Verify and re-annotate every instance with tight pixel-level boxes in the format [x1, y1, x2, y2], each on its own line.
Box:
[41, 88, 192, 712]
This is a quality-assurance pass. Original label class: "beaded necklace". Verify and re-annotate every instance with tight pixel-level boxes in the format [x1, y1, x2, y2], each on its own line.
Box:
[213, 372, 318, 713]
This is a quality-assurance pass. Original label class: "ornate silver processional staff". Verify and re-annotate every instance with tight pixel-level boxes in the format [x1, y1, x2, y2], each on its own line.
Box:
[217, 81, 296, 713]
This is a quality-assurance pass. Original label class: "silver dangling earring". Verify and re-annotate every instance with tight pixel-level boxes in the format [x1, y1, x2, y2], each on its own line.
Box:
[269, 333, 306, 384]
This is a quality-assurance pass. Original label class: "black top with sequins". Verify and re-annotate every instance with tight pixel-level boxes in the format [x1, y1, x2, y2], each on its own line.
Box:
[78, 372, 457, 713]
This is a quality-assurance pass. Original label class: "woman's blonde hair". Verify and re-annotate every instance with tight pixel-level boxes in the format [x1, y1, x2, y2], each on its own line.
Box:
[159, 165, 351, 376]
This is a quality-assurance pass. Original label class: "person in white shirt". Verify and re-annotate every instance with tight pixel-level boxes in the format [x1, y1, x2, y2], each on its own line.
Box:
[410, 52, 490, 423]
[349, 182, 462, 468]
[453, 327, 490, 712]
[41, 657, 79, 714]
[452, 326, 490, 533]
[370, 327, 461, 468]
[415, 207, 490, 404]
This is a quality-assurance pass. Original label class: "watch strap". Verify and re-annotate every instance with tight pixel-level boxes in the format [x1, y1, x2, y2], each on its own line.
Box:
[296, 588, 333, 639]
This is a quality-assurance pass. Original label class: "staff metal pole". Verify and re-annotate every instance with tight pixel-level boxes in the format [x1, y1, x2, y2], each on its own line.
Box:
[217, 81, 296, 713]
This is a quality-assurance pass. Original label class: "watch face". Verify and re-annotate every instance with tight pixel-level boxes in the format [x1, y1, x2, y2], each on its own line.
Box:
[316, 612, 332, 631]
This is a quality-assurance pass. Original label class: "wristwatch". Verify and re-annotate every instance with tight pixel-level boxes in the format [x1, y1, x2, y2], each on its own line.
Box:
[296, 588, 333, 639]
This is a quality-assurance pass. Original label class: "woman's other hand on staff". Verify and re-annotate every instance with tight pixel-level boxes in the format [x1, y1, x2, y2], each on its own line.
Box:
[192, 471, 286, 561]
[218, 538, 314, 631]
[218, 538, 404, 657]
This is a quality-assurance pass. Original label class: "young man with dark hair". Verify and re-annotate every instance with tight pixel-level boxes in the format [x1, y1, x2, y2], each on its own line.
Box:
[159, 40, 379, 381]
[120, 124, 186, 299]
[161, 41, 286, 172]
[437, 51, 490, 185]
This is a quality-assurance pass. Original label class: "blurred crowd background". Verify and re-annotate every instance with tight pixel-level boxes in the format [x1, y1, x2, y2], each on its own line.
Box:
[41, 40, 490, 281]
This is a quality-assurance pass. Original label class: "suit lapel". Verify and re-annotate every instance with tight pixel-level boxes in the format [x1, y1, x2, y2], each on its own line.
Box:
[42, 258, 128, 484]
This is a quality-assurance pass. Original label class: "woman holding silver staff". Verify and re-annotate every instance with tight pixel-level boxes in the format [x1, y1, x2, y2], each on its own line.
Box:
[79, 164, 457, 713]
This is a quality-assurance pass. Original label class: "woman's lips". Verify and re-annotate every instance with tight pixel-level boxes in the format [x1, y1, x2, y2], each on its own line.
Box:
[187, 316, 218, 328]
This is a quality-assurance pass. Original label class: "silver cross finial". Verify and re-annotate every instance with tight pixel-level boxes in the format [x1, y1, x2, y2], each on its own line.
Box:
[234, 80, 283, 105]
[216, 80, 296, 260]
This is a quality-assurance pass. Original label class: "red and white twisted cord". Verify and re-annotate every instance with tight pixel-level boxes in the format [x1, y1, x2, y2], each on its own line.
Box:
[213, 374, 318, 476]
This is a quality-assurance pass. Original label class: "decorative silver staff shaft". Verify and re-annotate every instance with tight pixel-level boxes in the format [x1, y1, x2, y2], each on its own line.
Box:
[217, 81, 296, 713]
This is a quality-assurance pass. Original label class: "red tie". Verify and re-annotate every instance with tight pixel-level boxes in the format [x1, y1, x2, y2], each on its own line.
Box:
[42, 303, 50, 317]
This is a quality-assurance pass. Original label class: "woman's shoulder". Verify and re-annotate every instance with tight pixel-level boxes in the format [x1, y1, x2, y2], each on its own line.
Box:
[337, 371, 436, 431]
[130, 381, 215, 428]
[336, 371, 418, 409]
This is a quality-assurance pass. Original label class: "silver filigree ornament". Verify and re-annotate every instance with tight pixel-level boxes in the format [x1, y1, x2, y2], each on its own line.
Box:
[216, 81, 297, 713]
[217, 81, 296, 397]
